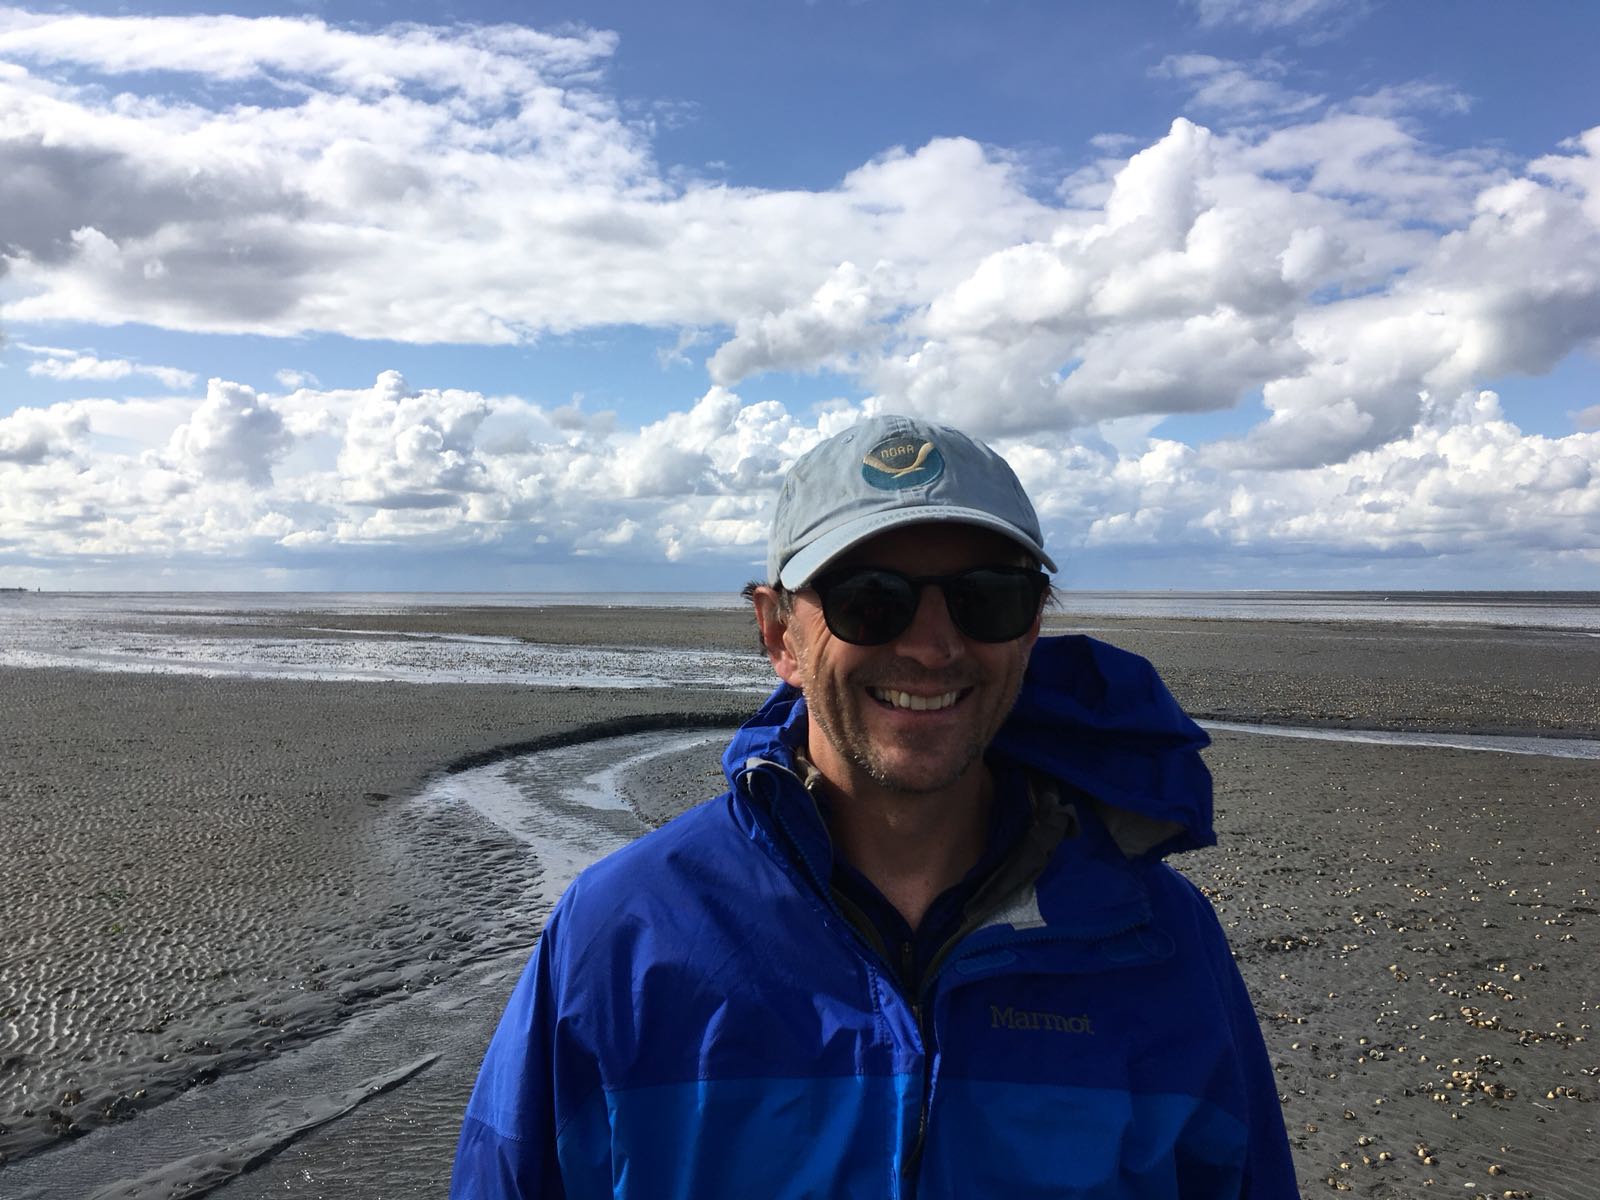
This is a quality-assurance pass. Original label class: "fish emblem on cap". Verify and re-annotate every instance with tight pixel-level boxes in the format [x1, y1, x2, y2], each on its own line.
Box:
[861, 436, 944, 490]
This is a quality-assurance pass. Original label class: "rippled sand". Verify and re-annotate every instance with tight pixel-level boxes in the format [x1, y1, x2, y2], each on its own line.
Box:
[0, 660, 750, 1167]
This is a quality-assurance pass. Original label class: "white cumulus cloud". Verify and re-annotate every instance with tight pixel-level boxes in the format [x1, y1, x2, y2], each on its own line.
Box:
[164, 379, 292, 485]
[708, 262, 900, 386]
[4, 374, 1594, 586]
[336, 372, 493, 508]
[0, 12, 1049, 344]
[0, 402, 88, 464]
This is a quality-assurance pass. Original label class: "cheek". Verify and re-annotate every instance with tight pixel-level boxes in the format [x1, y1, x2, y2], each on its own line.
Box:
[982, 644, 1033, 696]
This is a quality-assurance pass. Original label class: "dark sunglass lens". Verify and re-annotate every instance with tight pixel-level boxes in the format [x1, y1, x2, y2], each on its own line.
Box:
[819, 570, 916, 645]
[945, 569, 1043, 642]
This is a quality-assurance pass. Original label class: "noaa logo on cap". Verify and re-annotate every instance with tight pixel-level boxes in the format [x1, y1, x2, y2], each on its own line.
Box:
[861, 435, 944, 491]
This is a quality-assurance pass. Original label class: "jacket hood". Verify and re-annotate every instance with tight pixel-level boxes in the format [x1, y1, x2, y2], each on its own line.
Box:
[993, 634, 1213, 859]
[722, 634, 1214, 862]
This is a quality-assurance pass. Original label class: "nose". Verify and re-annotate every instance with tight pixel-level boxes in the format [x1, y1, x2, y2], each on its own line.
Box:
[891, 582, 965, 667]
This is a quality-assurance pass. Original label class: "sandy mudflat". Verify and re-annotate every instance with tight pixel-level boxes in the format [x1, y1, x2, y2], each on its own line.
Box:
[0, 658, 752, 1169]
[1, 608, 1597, 1198]
[1193, 733, 1597, 1198]
[122, 602, 760, 653]
[1050, 615, 1600, 738]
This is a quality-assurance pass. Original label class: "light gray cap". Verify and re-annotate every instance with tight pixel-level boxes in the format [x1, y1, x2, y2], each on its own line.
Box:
[767, 414, 1056, 588]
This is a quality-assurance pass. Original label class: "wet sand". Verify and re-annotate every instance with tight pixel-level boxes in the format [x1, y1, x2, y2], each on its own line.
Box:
[1, 608, 1597, 1197]
[1065, 615, 1600, 738]
[0, 656, 751, 1172]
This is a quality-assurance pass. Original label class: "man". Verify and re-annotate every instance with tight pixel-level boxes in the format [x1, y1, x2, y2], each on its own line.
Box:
[452, 415, 1299, 1198]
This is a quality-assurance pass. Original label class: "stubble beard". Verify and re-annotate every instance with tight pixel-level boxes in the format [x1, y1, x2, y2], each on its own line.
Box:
[806, 666, 1021, 797]
[810, 699, 986, 795]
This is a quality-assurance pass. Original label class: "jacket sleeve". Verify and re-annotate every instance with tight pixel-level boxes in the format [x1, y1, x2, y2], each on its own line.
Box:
[450, 901, 601, 1199]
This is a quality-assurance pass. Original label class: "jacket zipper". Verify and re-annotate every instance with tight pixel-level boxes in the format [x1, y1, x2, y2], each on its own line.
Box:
[749, 762, 1153, 1196]
[761, 778, 937, 1191]
[901, 943, 931, 1184]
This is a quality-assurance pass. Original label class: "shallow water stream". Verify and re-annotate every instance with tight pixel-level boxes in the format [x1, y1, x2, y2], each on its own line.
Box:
[1, 729, 723, 1200]
[1203, 720, 1600, 760]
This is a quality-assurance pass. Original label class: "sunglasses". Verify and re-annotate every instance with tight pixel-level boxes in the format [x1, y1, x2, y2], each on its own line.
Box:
[807, 565, 1048, 646]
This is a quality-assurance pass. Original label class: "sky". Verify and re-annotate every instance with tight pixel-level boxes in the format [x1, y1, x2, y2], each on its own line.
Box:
[1, 0, 1598, 593]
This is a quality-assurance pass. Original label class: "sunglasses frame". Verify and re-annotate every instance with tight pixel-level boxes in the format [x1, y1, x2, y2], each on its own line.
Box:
[806, 564, 1049, 646]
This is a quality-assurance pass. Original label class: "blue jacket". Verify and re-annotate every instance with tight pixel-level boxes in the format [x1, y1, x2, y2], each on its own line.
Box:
[452, 636, 1300, 1198]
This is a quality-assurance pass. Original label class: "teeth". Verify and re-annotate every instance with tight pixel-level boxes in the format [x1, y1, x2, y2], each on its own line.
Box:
[870, 688, 961, 712]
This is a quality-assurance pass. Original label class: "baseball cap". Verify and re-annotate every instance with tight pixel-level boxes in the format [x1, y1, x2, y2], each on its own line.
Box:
[767, 415, 1056, 588]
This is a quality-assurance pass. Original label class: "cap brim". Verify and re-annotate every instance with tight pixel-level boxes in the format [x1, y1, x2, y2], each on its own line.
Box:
[778, 507, 1057, 589]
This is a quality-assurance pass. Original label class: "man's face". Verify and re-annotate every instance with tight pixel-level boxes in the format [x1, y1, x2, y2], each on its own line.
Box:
[757, 524, 1041, 799]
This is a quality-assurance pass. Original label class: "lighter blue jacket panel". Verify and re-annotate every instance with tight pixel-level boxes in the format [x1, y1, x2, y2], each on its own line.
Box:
[452, 635, 1300, 1198]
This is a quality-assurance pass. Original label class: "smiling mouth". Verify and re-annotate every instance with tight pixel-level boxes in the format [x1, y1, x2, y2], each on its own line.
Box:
[867, 686, 967, 712]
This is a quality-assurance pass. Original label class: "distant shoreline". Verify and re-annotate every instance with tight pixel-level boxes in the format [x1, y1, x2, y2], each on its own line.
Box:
[6, 585, 1593, 633]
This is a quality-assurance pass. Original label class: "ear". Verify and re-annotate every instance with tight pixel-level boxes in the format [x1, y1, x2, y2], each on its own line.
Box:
[751, 586, 806, 689]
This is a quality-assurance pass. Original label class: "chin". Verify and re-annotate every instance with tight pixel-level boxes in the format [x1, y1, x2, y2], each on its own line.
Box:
[859, 751, 978, 796]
